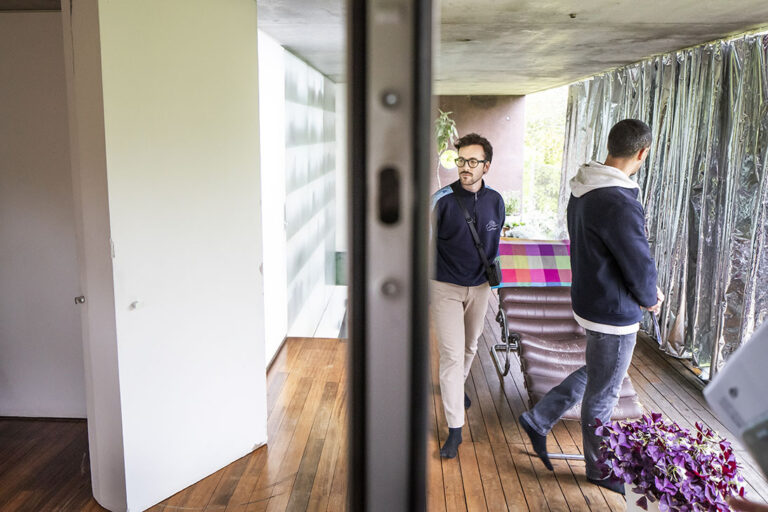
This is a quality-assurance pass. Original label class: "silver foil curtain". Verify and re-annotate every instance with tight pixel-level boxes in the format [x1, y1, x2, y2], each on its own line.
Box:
[559, 33, 768, 379]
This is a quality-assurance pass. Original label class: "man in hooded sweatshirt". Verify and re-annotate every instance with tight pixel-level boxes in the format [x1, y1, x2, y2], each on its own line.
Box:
[518, 119, 664, 494]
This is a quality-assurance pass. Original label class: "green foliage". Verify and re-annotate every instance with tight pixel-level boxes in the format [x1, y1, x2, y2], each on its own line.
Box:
[434, 110, 460, 187]
[503, 191, 521, 217]
[434, 110, 459, 155]
[521, 87, 568, 238]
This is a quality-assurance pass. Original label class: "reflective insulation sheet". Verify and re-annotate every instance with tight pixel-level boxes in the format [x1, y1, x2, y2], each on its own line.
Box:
[558, 33, 768, 379]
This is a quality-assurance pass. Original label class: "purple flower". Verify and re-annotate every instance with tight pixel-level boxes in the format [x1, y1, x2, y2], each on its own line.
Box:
[596, 413, 745, 512]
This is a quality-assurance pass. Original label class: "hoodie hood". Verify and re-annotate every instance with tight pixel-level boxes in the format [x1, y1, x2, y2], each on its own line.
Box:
[569, 160, 639, 198]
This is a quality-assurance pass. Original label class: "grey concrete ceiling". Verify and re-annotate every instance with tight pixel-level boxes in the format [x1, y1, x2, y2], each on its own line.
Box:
[259, 0, 768, 95]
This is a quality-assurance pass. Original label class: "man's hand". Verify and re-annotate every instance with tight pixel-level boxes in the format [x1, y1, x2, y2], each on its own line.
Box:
[646, 286, 665, 314]
[728, 497, 768, 512]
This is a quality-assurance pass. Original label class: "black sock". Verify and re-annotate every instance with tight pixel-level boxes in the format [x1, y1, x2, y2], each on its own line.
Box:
[464, 392, 471, 409]
[440, 427, 462, 459]
[588, 476, 625, 495]
[519, 414, 553, 471]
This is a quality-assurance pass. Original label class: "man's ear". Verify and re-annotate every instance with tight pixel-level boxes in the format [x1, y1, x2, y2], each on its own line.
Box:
[483, 161, 491, 174]
[638, 146, 650, 161]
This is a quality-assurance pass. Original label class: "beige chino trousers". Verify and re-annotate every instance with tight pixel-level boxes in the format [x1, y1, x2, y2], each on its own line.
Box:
[430, 280, 492, 428]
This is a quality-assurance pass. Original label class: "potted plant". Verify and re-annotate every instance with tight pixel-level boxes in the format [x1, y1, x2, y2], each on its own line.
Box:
[434, 109, 459, 188]
[596, 413, 746, 512]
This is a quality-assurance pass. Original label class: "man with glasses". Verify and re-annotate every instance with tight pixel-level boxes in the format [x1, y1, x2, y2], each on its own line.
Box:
[430, 133, 505, 458]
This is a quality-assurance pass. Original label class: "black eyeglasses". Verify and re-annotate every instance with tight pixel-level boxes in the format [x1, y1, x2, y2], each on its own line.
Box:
[455, 157, 487, 168]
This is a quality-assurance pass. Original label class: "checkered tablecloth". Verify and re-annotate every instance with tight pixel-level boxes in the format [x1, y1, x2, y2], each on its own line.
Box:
[495, 238, 571, 288]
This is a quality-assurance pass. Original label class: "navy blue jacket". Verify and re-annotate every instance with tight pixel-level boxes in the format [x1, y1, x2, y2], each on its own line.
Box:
[431, 180, 505, 287]
[567, 187, 658, 326]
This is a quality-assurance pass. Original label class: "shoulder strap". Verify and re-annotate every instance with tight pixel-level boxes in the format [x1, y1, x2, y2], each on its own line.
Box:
[452, 193, 491, 268]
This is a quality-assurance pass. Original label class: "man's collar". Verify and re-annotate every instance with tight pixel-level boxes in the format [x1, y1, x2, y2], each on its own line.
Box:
[451, 179, 486, 196]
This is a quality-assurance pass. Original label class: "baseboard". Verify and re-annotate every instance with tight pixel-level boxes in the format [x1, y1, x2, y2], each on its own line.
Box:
[0, 416, 86, 422]
[266, 336, 288, 372]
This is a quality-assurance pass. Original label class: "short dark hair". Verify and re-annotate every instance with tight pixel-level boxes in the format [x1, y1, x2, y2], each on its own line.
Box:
[455, 133, 493, 163]
[607, 119, 652, 158]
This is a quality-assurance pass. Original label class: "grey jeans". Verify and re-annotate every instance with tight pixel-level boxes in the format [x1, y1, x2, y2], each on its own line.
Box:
[520, 329, 636, 479]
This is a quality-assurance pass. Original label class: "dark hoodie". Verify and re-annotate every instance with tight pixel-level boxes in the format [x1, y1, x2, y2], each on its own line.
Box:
[567, 161, 658, 331]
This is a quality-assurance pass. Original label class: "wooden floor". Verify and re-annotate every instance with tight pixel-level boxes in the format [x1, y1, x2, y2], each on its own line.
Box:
[424, 293, 768, 511]
[0, 418, 99, 511]
[1, 293, 767, 510]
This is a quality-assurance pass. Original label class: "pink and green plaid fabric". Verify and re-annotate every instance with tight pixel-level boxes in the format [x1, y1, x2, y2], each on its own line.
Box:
[495, 238, 571, 288]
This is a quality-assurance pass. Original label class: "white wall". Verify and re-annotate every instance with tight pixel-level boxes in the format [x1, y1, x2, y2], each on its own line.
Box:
[0, 12, 86, 418]
[63, 1, 268, 510]
[258, 30, 289, 366]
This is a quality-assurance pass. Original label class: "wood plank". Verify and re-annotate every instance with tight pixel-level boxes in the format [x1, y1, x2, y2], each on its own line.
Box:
[489, 442, 527, 511]
[0, 422, 81, 509]
[325, 402, 349, 512]
[267, 371, 289, 416]
[474, 331, 524, 445]
[473, 442, 508, 511]
[457, 442, 488, 511]
[430, 327, 468, 512]
[305, 376, 347, 512]
[267, 372, 303, 438]
[567, 462, 615, 512]
[427, 351, 448, 512]
[550, 422, 579, 454]
[230, 374, 315, 511]
[441, 457, 468, 512]
[0, 422, 58, 506]
[14, 426, 91, 511]
[465, 366, 489, 443]
[480, 317, 535, 434]
[204, 456, 251, 511]
[525, 449, 569, 512]
[222, 444, 269, 511]
[0, 421, 53, 482]
[470, 355, 508, 445]
[285, 381, 339, 512]
[508, 443, 550, 511]
[596, 483, 629, 511]
[178, 469, 225, 510]
[261, 369, 335, 510]
[562, 420, 584, 452]
[427, 428, 448, 512]
[549, 458, 591, 512]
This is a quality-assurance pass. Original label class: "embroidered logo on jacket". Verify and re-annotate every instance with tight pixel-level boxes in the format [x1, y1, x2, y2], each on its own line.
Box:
[486, 220, 499, 232]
